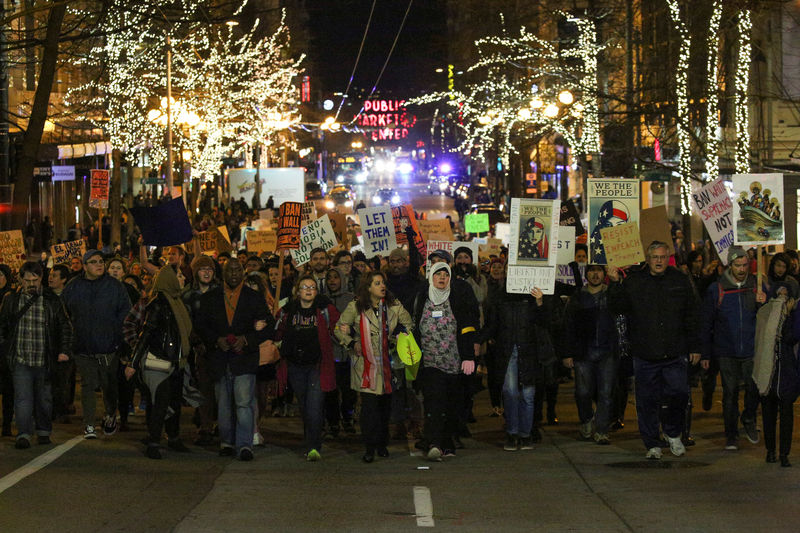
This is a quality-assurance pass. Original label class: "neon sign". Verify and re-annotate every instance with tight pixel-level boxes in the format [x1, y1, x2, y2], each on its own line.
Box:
[357, 99, 417, 141]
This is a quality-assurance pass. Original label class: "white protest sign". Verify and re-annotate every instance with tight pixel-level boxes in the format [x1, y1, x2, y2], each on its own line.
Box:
[508, 198, 559, 267]
[494, 222, 511, 245]
[290, 214, 338, 266]
[689, 178, 733, 263]
[556, 225, 575, 265]
[358, 206, 396, 258]
[555, 263, 585, 286]
[50, 240, 86, 264]
[301, 201, 317, 224]
[506, 265, 556, 295]
[425, 240, 480, 271]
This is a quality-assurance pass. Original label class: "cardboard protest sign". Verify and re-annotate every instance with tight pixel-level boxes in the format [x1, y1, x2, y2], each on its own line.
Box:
[291, 215, 338, 266]
[506, 265, 556, 295]
[732, 173, 784, 246]
[494, 222, 511, 246]
[277, 202, 303, 249]
[464, 213, 490, 234]
[588, 178, 640, 264]
[0, 230, 26, 272]
[246, 231, 278, 254]
[258, 209, 274, 220]
[691, 178, 734, 263]
[639, 206, 675, 256]
[556, 226, 576, 265]
[50, 240, 86, 264]
[508, 198, 559, 267]
[328, 213, 348, 248]
[130, 198, 193, 246]
[217, 225, 231, 244]
[559, 199, 585, 236]
[417, 218, 454, 241]
[478, 238, 503, 261]
[599, 222, 644, 268]
[89, 169, 110, 208]
[301, 201, 317, 224]
[358, 206, 396, 258]
[197, 227, 233, 256]
[426, 240, 480, 270]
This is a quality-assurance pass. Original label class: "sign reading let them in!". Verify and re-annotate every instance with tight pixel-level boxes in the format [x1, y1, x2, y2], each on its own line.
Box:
[359, 206, 397, 258]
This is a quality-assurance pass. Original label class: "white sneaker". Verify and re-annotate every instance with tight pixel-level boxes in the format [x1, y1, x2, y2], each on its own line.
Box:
[645, 447, 662, 460]
[253, 432, 264, 447]
[668, 436, 686, 457]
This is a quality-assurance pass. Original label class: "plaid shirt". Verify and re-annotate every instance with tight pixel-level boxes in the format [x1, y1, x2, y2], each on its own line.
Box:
[123, 298, 147, 348]
[14, 294, 47, 367]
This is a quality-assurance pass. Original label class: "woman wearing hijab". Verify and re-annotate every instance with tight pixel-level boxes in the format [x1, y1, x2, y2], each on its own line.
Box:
[336, 271, 413, 463]
[411, 262, 480, 461]
[125, 265, 193, 459]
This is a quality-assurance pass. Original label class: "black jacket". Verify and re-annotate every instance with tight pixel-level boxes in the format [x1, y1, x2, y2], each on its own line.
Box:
[130, 294, 185, 371]
[0, 288, 73, 372]
[564, 285, 618, 360]
[607, 266, 700, 361]
[411, 278, 480, 363]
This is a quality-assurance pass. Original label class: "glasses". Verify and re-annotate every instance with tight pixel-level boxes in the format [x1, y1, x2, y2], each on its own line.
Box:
[299, 285, 317, 291]
[85, 260, 104, 265]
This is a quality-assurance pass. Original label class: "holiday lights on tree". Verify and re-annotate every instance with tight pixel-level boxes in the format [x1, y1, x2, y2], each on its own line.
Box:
[704, 0, 723, 181]
[667, 0, 693, 215]
[734, 8, 752, 174]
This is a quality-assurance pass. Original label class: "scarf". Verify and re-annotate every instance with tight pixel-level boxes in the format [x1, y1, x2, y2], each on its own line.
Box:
[150, 265, 192, 356]
[427, 262, 451, 305]
[359, 300, 392, 392]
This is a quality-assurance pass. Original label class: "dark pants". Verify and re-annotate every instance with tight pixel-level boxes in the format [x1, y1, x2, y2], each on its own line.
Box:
[287, 363, 325, 453]
[147, 371, 182, 444]
[612, 356, 634, 425]
[484, 347, 504, 409]
[2, 364, 14, 431]
[421, 367, 461, 451]
[718, 357, 759, 440]
[360, 392, 391, 451]
[51, 360, 74, 419]
[634, 356, 689, 449]
[195, 351, 217, 433]
[702, 357, 720, 399]
[75, 353, 119, 426]
[761, 392, 794, 457]
[117, 364, 135, 424]
[325, 361, 356, 427]
[574, 351, 618, 434]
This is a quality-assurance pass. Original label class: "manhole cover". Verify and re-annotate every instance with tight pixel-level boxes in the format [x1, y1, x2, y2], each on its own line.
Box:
[607, 461, 710, 469]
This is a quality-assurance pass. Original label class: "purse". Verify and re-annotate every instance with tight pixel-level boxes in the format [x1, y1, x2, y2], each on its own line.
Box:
[259, 341, 280, 366]
[144, 352, 174, 373]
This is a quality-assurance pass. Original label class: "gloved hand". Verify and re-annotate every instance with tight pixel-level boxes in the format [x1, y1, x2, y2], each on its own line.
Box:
[461, 360, 475, 375]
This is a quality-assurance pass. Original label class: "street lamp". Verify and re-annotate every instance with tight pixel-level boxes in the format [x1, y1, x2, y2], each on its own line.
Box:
[558, 90, 574, 105]
[543, 103, 560, 118]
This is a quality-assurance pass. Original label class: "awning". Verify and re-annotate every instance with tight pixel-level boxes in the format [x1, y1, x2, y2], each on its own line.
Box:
[56, 141, 112, 160]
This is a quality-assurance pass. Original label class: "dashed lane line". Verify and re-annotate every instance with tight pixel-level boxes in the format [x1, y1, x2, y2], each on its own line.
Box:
[414, 485, 435, 527]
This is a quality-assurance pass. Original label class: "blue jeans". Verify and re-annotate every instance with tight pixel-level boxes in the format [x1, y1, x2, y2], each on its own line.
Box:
[634, 357, 688, 449]
[215, 370, 255, 453]
[574, 352, 618, 434]
[13, 363, 53, 440]
[287, 363, 325, 453]
[502, 347, 535, 438]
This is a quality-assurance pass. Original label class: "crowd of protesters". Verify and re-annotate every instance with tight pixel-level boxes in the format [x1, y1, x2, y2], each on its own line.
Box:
[0, 197, 799, 470]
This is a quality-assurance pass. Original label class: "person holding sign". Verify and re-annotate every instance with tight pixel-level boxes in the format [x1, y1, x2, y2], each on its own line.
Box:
[607, 241, 701, 460]
[335, 271, 413, 463]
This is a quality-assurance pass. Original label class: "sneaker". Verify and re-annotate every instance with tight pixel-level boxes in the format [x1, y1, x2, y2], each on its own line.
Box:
[37, 435, 52, 445]
[645, 447, 662, 460]
[306, 449, 321, 462]
[742, 419, 760, 444]
[253, 432, 264, 447]
[15, 437, 31, 449]
[102, 415, 117, 436]
[667, 436, 686, 457]
[504, 434, 519, 451]
[239, 448, 254, 461]
[724, 438, 738, 451]
[594, 433, 610, 445]
[84, 425, 97, 439]
[427, 446, 443, 462]
[579, 420, 593, 440]
[519, 436, 534, 450]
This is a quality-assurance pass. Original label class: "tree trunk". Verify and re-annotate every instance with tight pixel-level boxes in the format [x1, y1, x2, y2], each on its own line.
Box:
[110, 148, 122, 248]
[12, 2, 66, 230]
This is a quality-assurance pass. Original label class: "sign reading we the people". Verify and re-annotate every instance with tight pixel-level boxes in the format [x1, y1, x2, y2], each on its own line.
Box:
[358, 206, 397, 259]
[277, 202, 303, 249]
[0, 230, 26, 271]
[691, 178, 734, 262]
[50, 240, 86, 264]
[588, 178, 640, 265]
[508, 198, 559, 267]
[89, 169, 110, 208]
[732, 173, 785, 246]
[290, 215, 338, 266]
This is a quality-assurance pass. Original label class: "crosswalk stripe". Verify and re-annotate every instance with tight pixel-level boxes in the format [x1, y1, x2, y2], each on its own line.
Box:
[0, 436, 83, 494]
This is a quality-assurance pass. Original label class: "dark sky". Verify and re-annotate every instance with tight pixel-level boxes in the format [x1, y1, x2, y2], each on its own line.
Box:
[305, 0, 448, 102]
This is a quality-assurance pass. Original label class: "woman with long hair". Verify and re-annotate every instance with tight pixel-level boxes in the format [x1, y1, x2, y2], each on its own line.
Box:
[125, 265, 193, 459]
[336, 271, 413, 462]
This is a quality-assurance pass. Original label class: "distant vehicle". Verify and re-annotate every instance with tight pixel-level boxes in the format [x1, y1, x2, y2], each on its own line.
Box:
[372, 187, 401, 206]
[467, 184, 493, 205]
[446, 174, 470, 197]
[428, 175, 448, 195]
[467, 203, 508, 236]
[325, 185, 355, 211]
[394, 156, 415, 179]
[305, 181, 324, 201]
[333, 153, 368, 185]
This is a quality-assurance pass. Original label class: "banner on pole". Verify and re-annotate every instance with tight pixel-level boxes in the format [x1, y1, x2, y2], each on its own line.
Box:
[89, 169, 110, 208]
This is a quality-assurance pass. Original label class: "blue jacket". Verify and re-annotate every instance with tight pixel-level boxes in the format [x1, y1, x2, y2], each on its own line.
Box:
[701, 270, 757, 360]
[62, 273, 131, 354]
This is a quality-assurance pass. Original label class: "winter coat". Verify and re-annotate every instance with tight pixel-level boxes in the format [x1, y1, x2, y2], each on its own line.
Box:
[130, 293, 186, 371]
[563, 285, 618, 361]
[61, 273, 131, 354]
[701, 270, 757, 360]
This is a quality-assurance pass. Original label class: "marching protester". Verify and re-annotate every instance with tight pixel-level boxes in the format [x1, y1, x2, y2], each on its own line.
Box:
[323, 267, 357, 437]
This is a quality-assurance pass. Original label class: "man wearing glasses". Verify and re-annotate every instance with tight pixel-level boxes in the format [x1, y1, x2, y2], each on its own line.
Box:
[62, 250, 131, 439]
[607, 241, 700, 460]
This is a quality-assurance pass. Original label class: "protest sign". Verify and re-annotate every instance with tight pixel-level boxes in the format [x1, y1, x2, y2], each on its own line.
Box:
[239, 225, 256, 248]
[588, 178, 640, 264]
[690, 178, 734, 263]
[494, 222, 511, 245]
[732, 173, 784, 246]
[0, 230, 26, 271]
[555, 263, 586, 286]
[226, 167, 304, 207]
[426, 240, 480, 270]
[478, 238, 503, 261]
[301, 201, 317, 224]
[217, 225, 231, 244]
[277, 202, 303, 249]
[246, 231, 278, 254]
[358, 206, 396, 258]
[556, 226, 576, 265]
[89, 169, 110, 208]
[600, 221, 644, 268]
[508, 198, 559, 267]
[464, 213, 490, 234]
[506, 265, 556, 295]
[291, 215, 338, 266]
[559, 199, 585, 236]
[258, 209, 274, 220]
[130, 198, 193, 246]
[328, 213, 348, 248]
[50, 240, 86, 264]
[639, 206, 675, 256]
[417, 218, 453, 241]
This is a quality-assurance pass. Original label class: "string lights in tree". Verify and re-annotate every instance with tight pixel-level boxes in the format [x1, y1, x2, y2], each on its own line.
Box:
[704, 0, 723, 181]
[667, 0, 692, 215]
[734, 8, 752, 174]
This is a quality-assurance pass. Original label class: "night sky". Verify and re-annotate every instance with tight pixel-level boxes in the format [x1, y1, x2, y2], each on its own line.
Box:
[305, 0, 448, 102]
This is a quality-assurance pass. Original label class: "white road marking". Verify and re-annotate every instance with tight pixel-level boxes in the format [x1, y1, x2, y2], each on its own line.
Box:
[0, 436, 83, 494]
[414, 485, 435, 527]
